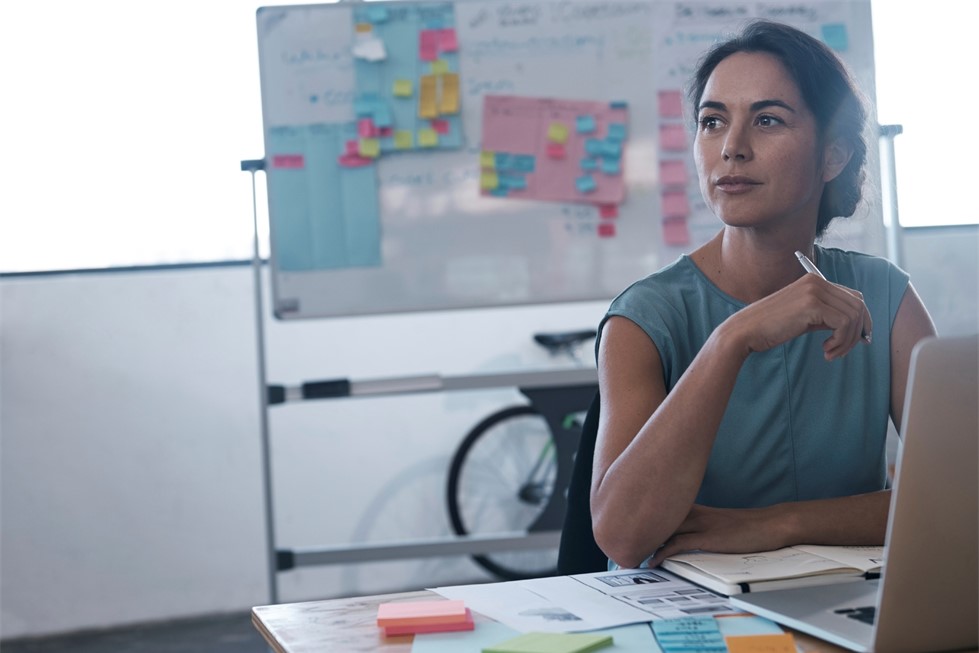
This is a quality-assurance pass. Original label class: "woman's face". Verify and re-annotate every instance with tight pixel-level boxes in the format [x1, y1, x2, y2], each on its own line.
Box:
[694, 51, 831, 234]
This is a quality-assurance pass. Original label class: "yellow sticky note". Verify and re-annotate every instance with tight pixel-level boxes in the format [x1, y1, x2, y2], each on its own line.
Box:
[358, 138, 380, 158]
[418, 128, 439, 147]
[480, 151, 496, 169]
[354, 22, 373, 33]
[393, 130, 413, 149]
[392, 79, 413, 97]
[431, 59, 450, 75]
[439, 72, 459, 114]
[548, 122, 569, 144]
[725, 633, 797, 653]
[419, 75, 438, 118]
[480, 171, 499, 190]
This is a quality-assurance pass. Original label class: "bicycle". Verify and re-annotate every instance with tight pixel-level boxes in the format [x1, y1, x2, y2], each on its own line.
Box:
[445, 329, 598, 581]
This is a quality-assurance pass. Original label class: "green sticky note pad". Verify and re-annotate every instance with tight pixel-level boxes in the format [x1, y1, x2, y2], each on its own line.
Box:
[483, 631, 613, 653]
[393, 130, 413, 149]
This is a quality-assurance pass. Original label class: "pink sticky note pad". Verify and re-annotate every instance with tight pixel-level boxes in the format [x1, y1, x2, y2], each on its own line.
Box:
[382, 609, 474, 636]
[358, 118, 377, 138]
[377, 600, 468, 627]
[599, 204, 618, 219]
[661, 190, 690, 219]
[337, 154, 373, 168]
[419, 29, 439, 61]
[430, 118, 450, 134]
[658, 90, 684, 118]
[659, 160, 688, 186]
[663, 216, 691, 246]
[438, 28, 458, 52]
[659, 123, 687, 151]
[597, 222, 617, 238]
[546, 142, 566, 159]
[272, 154, 304, 169]
[345, 140, 360, 155]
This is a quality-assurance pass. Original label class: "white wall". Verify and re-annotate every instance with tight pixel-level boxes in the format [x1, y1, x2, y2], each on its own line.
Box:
[1, 226, 976, 640]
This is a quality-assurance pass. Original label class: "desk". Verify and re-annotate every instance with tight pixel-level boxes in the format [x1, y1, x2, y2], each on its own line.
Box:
[252, 589, 854, 653]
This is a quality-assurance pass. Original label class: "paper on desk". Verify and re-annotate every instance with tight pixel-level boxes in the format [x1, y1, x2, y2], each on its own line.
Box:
[431, 568, 738, 633]
[411, 622, 656, 653]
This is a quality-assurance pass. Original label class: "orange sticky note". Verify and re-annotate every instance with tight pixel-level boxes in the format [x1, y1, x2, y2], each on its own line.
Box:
[382, 609, 474, 636]
[439, 72, 459, 114]
[725, 633, 797, 653]
[377, 599, 467, 627]
[419, 75, 438, 118]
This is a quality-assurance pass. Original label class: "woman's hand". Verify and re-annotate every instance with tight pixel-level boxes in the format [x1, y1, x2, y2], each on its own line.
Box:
[648, 504, 793, 567]
[727, 274, 872, 361]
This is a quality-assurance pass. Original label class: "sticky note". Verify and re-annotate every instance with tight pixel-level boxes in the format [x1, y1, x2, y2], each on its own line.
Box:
[494, 152, 513, 170]
[580, 158, 598, 171]
[419, 75, 438, 118]
[659, 160, 688, 186]
[384, 613, 474, 636]
[610, 100, 628, 109]
[653, 617, 718, 636]
[661, 190, 690, 219]
[352, 35, 386, 62]
[514, 155, 536, 172]
[500, 175, 527, 191]
[483, 631, 613, 653]
[358, 138, 381, 158]
[606, 123, 627, 142]
[724, 633, 797, 653]
[547, 143, 566, 159]
[601, 140, 622, 159]
[548, 122, 570, 144]
[354, 22, 372, 33]
[439, 28, 459, 52]
[271, 154, 304, 169]
[821, 23, 849, 51]
[378, 126, 393, 138]
[663, 216, 690, 246]
[392, 79, 413, 97]
[576, 115, 596, 134]
[419, 29, 439, 61]
[431, 59, 450, 75]
[439, 73, 460, 114]
[393, 130, 413, 149]
[660, 123, 687, 151]
[337, 153, 373, 168]
[373, 107, 393, 128]
[576, 175, 597, 194]
[418, 128, 439, 147]
[480, 151, 496, 169]
[377, 599, 468, 627]
[601, 159, 620, 175]
[481, 171, 500, 190]
[366, 5, 389, 23]
[597, 222, 616, 238]
[358, 118, 377, 138]
[599, 204, 618, 219]
[430, 118, 450, 134]
[658, 90, 684, 118]
[584, 139, 604, 156]
[344, 140, 359, 155]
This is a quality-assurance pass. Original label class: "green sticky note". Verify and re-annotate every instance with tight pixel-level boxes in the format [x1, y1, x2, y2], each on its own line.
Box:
[431, 59, 450, 75]
[483, 631, 613, 653]
[358, 138, 380, 158]
[393, 130, 413, 149]
[418, 128, 439, 147]
[392, 79, 413, 97]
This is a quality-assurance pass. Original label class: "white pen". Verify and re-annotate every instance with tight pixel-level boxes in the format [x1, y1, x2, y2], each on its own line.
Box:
[794, 250, 872, 344]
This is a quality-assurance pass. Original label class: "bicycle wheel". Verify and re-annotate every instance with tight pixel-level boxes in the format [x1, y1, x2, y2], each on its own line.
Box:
[446, 405, 560, 580]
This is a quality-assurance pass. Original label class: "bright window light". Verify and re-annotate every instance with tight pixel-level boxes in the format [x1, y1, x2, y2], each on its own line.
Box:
[1, 1, 973, 274]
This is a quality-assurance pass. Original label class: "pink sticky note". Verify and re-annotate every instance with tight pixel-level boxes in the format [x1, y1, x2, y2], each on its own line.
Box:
[663, 216, 691, 246]
[382, 609, 474, 636]
[337, 154, 373, 168]
[430, 118, 450, 134]
[378, 126, 394, 138]
[358, 118, 377, 138]
[272, 154, 304, 169]
[659, 159, 688, 186]
[546, 142, 566, 159]
[419, 29, 439, 61]
[597, 222, 617, 238]
[658, 90, 684, 118]
[438, 28, 458, 53]
[599, 204, 618, 219]
[661, 190, 690, 219]
[377, 600, 468, 627]
[659, 123, 687, 151]
[345, 140, 360, 155]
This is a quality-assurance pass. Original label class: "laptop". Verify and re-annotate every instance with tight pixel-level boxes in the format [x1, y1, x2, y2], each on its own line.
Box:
[732, 334, 978, 653]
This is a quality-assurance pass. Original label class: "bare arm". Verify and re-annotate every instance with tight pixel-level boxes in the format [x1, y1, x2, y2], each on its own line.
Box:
[889, 283, 937, 432]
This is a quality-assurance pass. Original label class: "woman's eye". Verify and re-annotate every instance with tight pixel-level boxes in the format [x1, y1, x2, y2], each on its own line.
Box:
[757, 115, 783, 127]
[699, 116, 721, 130]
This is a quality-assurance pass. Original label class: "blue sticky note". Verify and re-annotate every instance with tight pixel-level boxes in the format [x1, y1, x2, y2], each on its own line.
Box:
[576, 114, 596, 134]
[607, 123, 627, 142]
[581, 158, 598, 171]
[585, 139, 604, 156]
[601, 159, 620, 175]
[821, 23, 848, 51]
[610, 100, 628, 109]
[490, 187, 509, 197]
[652, 616, 719, 636]
[495, 152, 513, 171]
[576, 175, 597, 194]
[373, 108, 393, 128]
[367, 6, 388, 23]
[514, 155, 536, 172]
[602, 140, 622, 159]
[500, 175, 527, 190]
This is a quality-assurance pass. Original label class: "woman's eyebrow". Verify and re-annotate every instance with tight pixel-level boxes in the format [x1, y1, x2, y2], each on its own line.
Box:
[697, 99, 797, 113]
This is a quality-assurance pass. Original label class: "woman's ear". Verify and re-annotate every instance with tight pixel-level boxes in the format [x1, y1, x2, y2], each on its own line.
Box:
[822, 138, 854, 183]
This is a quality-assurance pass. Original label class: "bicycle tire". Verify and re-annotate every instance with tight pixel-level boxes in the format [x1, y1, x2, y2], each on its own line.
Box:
[446, 405, 560, 580]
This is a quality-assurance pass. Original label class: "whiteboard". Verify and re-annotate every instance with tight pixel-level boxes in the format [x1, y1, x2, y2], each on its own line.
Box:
[256, 0, 882, 319]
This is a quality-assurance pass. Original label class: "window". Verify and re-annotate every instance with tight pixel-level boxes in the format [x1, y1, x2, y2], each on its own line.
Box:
[3, 1, 973, 274]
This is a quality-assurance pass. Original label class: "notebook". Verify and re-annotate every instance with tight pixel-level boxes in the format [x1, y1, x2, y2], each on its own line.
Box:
[732, 334, 978, 653]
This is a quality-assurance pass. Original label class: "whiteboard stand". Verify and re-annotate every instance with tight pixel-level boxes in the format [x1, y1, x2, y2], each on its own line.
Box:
[879, 125, 905, 267]
[241, 157, 281, 604]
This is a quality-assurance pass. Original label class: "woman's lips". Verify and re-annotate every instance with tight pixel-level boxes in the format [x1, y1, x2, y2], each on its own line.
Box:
[715, 175, 761, 193]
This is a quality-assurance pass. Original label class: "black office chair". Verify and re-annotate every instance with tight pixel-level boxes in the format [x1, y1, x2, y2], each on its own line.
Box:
[557, 391, 610, 574]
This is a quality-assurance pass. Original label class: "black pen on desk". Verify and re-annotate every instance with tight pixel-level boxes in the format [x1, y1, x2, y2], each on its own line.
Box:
[794, 250, 872, 344]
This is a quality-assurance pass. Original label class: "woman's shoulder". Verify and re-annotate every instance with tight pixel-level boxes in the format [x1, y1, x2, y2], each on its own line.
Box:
[610, 256, 701, 304]
[817, 246, 909, 285]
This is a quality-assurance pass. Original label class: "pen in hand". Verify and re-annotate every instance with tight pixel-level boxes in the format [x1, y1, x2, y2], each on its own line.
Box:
[794, 250, 872, 344]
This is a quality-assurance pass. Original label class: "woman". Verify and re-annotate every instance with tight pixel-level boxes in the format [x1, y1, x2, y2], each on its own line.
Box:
[591, 20, 936, 569]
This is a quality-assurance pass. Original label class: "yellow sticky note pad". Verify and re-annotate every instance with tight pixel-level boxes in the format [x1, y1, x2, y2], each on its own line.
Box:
[354, 22, 373, 33]
[393, 79, 413, 97]
[480, 171, 499, 190]
[431, 59, 450, 75]
[418, 128, 439, 147]
[439, 72, 459, 114]
[548, 122, 569, 144]
[419, 75, 438, 118]
[480, 151, 496, 169]
[725, 633, 797, 653]
[358, 138, 380, 158]
[393, 130, 413, 149]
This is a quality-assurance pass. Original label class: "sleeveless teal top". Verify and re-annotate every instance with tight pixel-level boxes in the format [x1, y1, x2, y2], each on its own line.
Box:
[598, 246, 909, 508]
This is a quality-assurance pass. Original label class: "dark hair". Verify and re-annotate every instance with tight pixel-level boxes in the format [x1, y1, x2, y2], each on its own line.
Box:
[688, 20, 868, 237]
